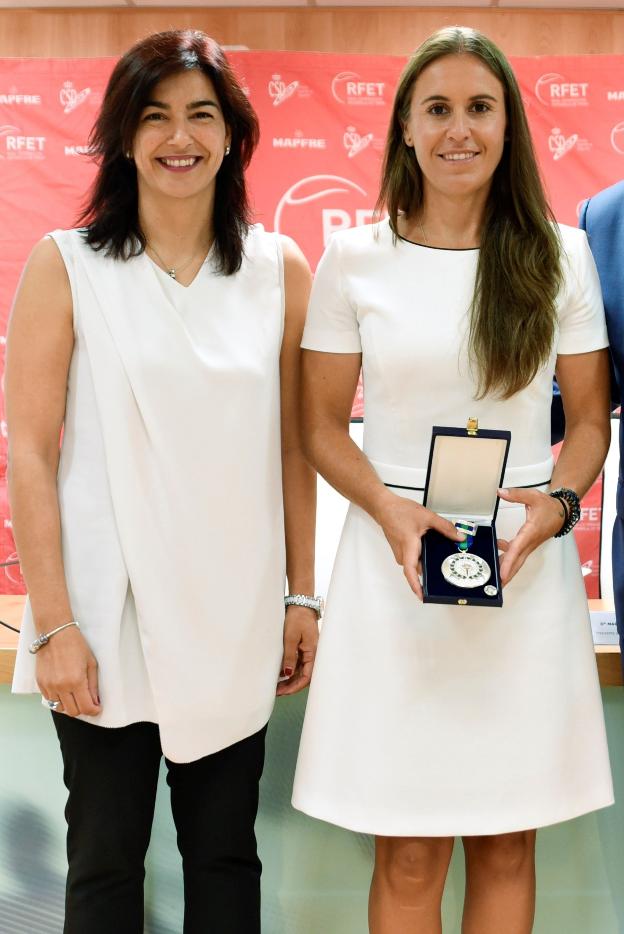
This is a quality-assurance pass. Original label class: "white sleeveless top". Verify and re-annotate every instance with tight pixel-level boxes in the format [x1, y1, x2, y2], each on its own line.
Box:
[12, 226, 287, 763]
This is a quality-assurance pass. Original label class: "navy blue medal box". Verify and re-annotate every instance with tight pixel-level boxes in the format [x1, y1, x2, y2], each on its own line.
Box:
[422, 419, 511, 608]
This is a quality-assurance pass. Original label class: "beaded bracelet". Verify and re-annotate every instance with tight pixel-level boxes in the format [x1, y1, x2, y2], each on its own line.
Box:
[548, 487, 581, 537]
[284, 595, 324, 618]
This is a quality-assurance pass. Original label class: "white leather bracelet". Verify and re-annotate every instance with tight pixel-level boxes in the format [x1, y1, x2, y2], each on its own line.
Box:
[284, 595, 324, 618]
[29, 620, 80, 655]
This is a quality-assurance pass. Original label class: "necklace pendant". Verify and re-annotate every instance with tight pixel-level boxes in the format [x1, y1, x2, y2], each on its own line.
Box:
[167, 268, 176, 280]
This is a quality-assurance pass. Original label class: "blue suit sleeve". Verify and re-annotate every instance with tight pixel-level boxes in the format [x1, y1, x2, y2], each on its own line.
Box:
[578, 198, 589, 233]
[578, 197, 620, 409]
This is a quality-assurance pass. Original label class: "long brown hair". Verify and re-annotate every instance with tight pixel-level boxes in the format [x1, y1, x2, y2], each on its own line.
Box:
[78, 30, 259, 275]
[377, 26, 562, 399]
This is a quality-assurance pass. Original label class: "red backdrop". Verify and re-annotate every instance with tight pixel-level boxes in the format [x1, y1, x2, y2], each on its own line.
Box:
[2, 51, 619, 596]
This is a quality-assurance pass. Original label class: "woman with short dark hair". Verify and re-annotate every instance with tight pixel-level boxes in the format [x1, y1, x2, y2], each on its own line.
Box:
[8, 29, 318, 934]
[292, 26, 613, 933]
[81, 29, 258, 274]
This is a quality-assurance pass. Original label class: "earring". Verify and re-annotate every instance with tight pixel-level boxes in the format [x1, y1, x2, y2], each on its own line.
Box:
[224, 145, 231, 156]
[125, 151, 133, 160]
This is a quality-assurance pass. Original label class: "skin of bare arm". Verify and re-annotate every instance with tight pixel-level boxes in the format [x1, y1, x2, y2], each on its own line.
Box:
[276, 236, 319, 697]
[301, 349, 464, 601]
[498, 348, 611, 585]
[5, 237, 100, 717]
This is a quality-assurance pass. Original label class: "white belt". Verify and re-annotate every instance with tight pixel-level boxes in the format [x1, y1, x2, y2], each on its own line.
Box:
[369, 457, 553, 492]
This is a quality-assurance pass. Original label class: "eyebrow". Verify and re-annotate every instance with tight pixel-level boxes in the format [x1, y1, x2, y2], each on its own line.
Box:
[420, 93, 499, 104]
[143, 99, 220, 110]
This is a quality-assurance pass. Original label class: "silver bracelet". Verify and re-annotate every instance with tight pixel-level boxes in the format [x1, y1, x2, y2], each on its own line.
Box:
[29, 620, 80, 655]
[284, 595, 324, 618]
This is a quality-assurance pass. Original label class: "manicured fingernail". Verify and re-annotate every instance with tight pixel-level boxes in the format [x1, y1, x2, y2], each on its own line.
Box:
[498, 488, 508, 495]
[284, 667, 293, 677]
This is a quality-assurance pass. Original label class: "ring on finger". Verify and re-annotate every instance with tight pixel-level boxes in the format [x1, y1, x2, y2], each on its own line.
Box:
[43, 698, 61, 711]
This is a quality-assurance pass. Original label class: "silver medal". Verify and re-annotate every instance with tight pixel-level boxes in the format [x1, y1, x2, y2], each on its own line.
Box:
[441, 552, 491, 589]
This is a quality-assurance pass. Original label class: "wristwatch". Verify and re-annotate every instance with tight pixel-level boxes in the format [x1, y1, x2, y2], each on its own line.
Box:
[284, 594, 325, 618]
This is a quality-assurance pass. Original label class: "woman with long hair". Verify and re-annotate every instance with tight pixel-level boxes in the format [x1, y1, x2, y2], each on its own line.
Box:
[8, 29, 318, 934]
[292, 26, 613, 933]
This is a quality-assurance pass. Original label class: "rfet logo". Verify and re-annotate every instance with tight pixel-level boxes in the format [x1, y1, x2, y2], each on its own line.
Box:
[611, 121, 624, 155]
[60, 80, 91, 114]
[535, 73, 589, 107]
[0, 124, 45, 160]
[268, 74, 299, 107]
[332, 72, 385, 107]
[548, 127, 578, 161]
[274, 174, 374, 265]
[2, 550, 23, 589]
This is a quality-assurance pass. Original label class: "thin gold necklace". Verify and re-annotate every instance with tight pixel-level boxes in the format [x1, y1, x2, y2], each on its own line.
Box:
[147, 242, 200, 281]
[417, 220, 479, 250]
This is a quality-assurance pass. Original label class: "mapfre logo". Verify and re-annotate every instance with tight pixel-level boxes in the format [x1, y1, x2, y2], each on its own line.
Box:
[343, 126, 373, 158]
[0, 124, 45, 160]
[610, 121, 624, 155]
[548, 127, 578, 161]
[274, 175, 374, 263]
[607, 90, 624, 102]
[272, 131, 326, 150]
[535, 73, 588, 107]
[0, 88, 41, 106]
[65, 144, 90, 157]
[331, 72, 385, 107]
[59, 80, 91, 114]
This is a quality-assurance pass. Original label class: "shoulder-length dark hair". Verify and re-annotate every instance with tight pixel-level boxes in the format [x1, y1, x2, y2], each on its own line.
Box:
[376, 26, 562, 399]
[78, 29, 259, 275]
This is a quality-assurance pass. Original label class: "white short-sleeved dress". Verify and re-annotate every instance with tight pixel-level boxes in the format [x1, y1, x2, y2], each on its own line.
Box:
[292, 219, 614, 836]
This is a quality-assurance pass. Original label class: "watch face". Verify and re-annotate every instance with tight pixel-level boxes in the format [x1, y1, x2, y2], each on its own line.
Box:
[441, 553, 491, 589]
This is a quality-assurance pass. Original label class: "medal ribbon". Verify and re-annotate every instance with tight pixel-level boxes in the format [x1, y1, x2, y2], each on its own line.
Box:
[454, 519, 477, 553]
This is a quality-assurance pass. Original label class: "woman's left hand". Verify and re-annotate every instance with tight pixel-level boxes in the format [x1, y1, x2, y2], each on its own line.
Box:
[276, 605, 319, 696]
[497, 487, 567, 586]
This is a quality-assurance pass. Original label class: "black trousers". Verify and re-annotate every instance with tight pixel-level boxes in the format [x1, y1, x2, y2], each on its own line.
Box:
[53, 713, 267, 934]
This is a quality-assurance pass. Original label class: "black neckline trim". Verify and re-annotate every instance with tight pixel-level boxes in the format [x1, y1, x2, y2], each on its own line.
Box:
[396, 232, 479, 252]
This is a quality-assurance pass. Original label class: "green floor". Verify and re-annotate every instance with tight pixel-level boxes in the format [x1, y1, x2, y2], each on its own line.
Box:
[1, 685, 622, 933]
